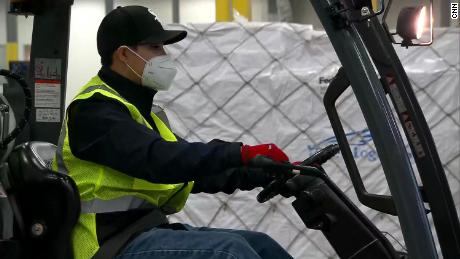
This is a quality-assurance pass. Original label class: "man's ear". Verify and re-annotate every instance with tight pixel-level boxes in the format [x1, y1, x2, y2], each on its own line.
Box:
[114, 46, 129, 63]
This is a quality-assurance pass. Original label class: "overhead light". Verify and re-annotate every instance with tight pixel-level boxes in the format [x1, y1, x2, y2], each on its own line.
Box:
[396, 6, 426, 43]
[382, 0, 433, 47]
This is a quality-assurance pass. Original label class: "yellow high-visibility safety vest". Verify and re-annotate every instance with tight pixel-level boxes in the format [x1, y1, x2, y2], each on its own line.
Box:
[52, 75, 194, 259]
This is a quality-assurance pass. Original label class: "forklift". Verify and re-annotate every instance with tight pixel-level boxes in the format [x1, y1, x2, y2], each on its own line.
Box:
[0, 0, 459, 258]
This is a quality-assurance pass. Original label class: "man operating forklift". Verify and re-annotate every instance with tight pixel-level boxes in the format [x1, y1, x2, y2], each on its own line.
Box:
[52, 5, 294, 259]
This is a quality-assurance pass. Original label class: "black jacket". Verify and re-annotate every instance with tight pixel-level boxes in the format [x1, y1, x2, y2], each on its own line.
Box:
[67, 67, 275, 242]
[67, 66, 273, 194]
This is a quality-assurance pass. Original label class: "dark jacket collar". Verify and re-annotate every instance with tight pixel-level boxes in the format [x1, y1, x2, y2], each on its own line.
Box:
[98, 66, 157, 118]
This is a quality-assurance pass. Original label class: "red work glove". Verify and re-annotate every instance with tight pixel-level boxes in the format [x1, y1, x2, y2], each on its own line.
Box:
[241, 143, 289, 165]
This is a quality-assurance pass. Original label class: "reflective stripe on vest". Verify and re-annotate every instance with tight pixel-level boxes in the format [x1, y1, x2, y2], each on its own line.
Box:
[81, 196, 155, 214]
[55, 121, 69, 174]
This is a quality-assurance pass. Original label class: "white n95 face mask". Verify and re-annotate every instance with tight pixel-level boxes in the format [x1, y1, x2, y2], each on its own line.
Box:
[124, 46, 177, 91]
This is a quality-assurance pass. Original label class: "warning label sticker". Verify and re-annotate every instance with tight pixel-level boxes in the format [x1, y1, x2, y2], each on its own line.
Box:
[35, 79, 61, 108]
[36, 108, 60, 122]
[35, 58, 61, 80]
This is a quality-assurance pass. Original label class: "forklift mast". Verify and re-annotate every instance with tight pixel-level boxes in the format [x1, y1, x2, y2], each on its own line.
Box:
[8, 0, 73, 145]
[311, 0, 460, 258]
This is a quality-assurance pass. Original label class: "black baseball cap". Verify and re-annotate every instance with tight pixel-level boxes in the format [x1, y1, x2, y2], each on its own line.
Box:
[97, 5, 187, 60]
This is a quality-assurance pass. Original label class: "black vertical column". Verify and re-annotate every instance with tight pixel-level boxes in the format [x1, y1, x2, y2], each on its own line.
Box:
[28, 2, 72, 144]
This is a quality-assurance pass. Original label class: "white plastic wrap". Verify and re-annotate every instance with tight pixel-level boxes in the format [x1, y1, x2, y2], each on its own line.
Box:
[156, 23, 459, 258]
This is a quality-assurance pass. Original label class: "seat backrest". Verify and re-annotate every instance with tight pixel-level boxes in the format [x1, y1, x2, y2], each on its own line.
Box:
[5, 141, 80, 259]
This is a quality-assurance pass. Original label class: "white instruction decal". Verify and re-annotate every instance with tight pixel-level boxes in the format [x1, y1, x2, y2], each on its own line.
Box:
[35, 79, 61, 108]
[36, 108, 60, 122]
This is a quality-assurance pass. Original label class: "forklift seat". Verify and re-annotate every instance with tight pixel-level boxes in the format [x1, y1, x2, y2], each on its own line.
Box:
[4, 141, 80, 259]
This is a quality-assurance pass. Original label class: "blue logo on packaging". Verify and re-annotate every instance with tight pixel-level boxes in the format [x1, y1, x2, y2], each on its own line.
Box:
[308, 129, 378, 162]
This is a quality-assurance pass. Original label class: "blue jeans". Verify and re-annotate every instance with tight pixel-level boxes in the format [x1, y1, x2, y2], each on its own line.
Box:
[115, 224, 293, 259]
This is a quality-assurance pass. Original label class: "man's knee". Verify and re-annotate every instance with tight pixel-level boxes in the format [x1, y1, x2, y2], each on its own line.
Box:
[215, 232, 261, 259]
[217, 232, 253, 249]
[231, 230, 291, 257]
